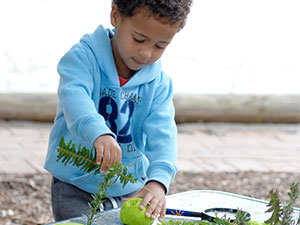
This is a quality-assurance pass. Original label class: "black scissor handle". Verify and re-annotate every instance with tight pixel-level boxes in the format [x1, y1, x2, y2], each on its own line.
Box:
[204, 207, 251, 222]
[166, 207, 251, 222]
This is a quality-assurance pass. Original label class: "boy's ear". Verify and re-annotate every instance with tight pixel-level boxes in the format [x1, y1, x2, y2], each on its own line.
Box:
[110, 4, 121, 27]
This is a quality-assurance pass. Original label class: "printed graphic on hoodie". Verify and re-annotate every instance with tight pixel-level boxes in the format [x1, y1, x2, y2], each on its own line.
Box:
[99, 87, 142, 153]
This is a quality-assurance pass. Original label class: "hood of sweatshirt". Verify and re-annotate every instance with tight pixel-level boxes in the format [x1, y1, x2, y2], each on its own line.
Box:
[80, 25, 163, 88]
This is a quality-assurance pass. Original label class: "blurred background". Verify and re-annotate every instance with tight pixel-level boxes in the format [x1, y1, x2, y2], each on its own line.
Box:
[0, 1, 300, 225]
[0, 0, 300, 94]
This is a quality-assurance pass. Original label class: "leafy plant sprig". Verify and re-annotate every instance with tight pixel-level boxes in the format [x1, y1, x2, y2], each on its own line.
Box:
[265, 182, 300, 225]
[84, 162, 136, 225]
[161, 183, 300, 225]
[234, 209, 251, 225]
[56, 136, 137, 225]
[57, 136, 100, 175]
[56, 137, 300, 225]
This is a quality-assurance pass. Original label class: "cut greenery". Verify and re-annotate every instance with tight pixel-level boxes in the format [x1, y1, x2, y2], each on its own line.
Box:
[160, 183, 300, 225]
[265, 182, 300, 225]
[56, 136, 300, 225]
[56, 136, 137, 225]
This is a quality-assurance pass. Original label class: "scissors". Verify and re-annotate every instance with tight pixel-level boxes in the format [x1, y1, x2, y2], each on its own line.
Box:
[166, 207, 251, 222]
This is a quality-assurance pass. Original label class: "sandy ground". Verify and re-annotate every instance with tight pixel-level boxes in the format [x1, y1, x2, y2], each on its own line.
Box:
[1, 171, 300, 225]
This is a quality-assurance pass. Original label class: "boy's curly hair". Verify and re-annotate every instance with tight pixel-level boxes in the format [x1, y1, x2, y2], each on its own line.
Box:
[111, 0, 193, 29]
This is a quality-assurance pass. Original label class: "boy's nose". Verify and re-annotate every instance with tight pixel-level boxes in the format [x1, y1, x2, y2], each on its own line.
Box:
[138, 47, 152, 59]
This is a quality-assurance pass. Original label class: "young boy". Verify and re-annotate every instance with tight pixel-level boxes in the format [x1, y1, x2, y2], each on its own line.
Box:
[44, 0, 192, 222]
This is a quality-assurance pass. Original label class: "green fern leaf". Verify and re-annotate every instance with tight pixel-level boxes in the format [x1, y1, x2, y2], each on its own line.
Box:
[56, 136, 139, 225]
[56, 136, 101, 175]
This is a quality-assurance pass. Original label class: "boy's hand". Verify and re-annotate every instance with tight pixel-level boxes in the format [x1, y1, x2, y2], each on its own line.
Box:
[94, 135, 122, 173]
[124, 181, 166, 221]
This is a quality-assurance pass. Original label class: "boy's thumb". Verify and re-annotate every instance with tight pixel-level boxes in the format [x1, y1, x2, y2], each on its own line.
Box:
[122, 193, 142, 202]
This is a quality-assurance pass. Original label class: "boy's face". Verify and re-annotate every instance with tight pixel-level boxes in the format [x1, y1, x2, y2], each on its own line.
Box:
[110, 5, 181, 78]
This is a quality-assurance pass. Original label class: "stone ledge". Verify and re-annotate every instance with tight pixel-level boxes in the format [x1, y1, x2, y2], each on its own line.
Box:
[0, 93, 57, 122]
[1, 93, 299, 123]
[174, 94, 300, 123]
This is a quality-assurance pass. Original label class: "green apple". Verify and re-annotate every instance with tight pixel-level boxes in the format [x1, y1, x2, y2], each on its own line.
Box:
[120, 198, 154, 225]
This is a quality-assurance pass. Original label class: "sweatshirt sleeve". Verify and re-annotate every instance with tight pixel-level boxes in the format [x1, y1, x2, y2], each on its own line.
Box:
[57, 44, 114, 145]
[143, 73, 178, 193]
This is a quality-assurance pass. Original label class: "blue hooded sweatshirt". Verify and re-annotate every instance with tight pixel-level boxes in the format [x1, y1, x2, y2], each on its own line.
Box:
[44, 25, 178, 197]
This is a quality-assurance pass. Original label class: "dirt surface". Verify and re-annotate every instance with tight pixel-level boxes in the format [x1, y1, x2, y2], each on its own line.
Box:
[1, 172, 300, 225]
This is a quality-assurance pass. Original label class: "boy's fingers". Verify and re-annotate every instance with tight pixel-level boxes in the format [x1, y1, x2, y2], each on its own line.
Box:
[111, 144, 121, 163]
[151, 204, 162, 220]
[159, 201, 166, 221]
[109, 147, 122, 167]
[140, 193, 152, 210]
[96, 148, 103, 165]
[146, 198, 160, 219]
[123, 190, 142, 202]
[110, 148, 118, 166]
[117, 147, 122, 163]
[100, 149, 110, 173]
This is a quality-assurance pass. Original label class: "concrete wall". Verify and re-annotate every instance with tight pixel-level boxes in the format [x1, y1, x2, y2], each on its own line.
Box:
[0, 93, 299, 123]
[174, 94, 300, 123]
[0, 93, 57, 122]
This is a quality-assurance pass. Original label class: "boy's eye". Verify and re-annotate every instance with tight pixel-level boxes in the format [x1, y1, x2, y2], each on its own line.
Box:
[133, 37, 144, 43]
[155, 44, 165, 50]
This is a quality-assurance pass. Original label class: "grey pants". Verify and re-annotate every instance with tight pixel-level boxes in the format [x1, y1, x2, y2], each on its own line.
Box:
[51, 176, 133, 221]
